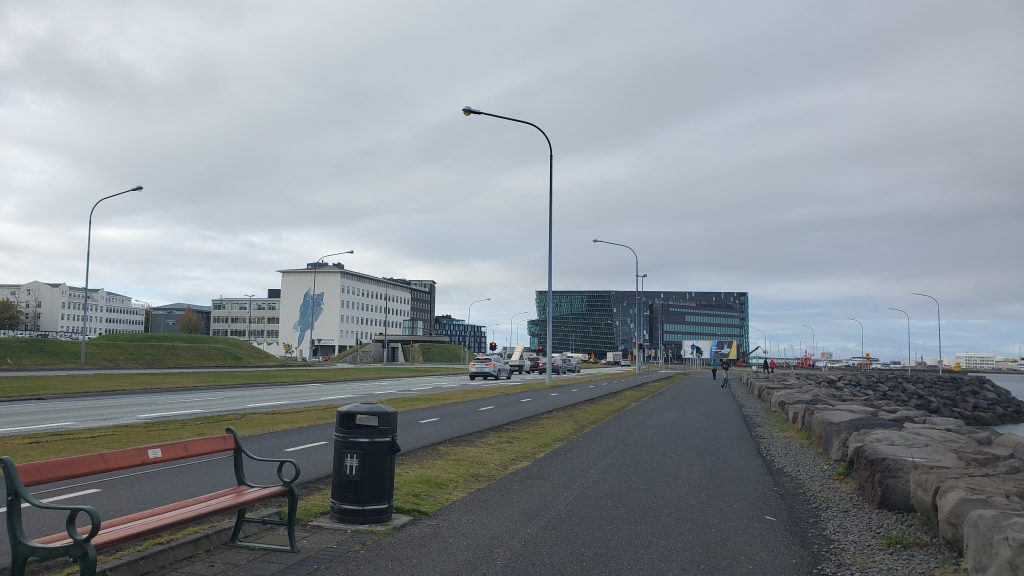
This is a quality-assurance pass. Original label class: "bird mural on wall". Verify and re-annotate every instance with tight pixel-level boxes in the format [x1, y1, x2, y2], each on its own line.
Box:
[292, 288, 324, 348]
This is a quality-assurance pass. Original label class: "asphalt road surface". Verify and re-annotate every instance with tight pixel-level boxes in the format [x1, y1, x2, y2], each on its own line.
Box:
[0, 370, 665, 566]
[0, 367, 625, 435]
[333, 371, 818, 575]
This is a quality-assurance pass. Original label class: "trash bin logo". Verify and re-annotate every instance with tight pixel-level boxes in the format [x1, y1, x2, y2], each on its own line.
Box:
[341, 450, 360, 479]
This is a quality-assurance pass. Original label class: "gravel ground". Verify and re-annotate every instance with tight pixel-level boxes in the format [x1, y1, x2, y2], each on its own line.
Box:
[730, 375, 966, 576]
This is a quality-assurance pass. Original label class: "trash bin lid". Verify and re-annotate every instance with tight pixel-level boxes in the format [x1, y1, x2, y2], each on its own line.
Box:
[336, 402, 399, 430]
[337, 402, 397, 416]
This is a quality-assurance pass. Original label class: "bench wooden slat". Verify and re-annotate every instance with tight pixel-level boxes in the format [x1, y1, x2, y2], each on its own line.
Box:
[35, 485, 289, 550]
[15, 434, 237, 487]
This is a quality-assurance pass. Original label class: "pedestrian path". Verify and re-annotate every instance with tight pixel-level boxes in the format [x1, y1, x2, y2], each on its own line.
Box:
[145, 372, 817, 576]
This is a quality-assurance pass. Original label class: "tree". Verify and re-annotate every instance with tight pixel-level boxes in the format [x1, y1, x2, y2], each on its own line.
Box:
[179, 307, 203, 335]
[0, 298, 18, 330]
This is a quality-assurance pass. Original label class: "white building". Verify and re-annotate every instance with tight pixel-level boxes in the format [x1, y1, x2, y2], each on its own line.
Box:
[279, 263, 412, 359]
[0, 281, 145, 337]
[955, 353, 996, 370]
[210, 294, 281, 346]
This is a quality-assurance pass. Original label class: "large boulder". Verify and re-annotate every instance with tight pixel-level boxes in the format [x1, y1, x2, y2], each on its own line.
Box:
[849, 429, 972, 511]
[808, 410, 900, 462]
[910, 461, 1024, 526]
[935, 474, 1024, 551]
[963, 510, 1024, 576]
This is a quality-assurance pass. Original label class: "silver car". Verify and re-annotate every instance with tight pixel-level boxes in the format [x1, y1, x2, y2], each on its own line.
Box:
[468, 355, 511, 380]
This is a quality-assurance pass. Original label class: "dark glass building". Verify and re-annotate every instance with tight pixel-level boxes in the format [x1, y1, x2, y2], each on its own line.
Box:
[434, 314, 487, 354]
[526, 291, 749, 361]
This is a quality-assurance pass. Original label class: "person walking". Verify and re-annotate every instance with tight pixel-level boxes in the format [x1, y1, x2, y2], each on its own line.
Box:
[720, 359, 731, 388]
[711, 357, 718, 381]
[762, 358, 770, 374]
[769, 358, 776, 374]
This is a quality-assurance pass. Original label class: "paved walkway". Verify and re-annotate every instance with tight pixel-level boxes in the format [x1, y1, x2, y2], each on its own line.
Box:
[147, 372, 818, 576]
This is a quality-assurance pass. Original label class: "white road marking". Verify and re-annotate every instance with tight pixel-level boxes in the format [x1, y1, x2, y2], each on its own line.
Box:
[301, 383, 326, 387]
[478, 406, 495, 411]
[137, 410, 203, 418]
[442, 384, 459, 387]
[373, 390, 397, 394]
[0, 422, 75, 433]
[153, 395, 225, 405]
[284, 442, 328, 452]
[589, 385, 595, 388]
[0, 489, 102, 513]
[549, 393, 558, 396]
[244, 401, 291, 408]
[319, 395, 355, 400]
[765, 516, 777, 521]
[410, 387, 431, 391]
[571, 389, 578, 392]
[520, 398, 532, 402]
[419, 418, 440, 423]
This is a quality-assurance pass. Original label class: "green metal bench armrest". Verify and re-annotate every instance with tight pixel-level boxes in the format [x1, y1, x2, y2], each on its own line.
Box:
[225, 427, 301, 487]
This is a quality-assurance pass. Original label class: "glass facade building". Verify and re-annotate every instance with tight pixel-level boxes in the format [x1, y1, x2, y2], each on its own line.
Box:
[526, 290, 749, 361]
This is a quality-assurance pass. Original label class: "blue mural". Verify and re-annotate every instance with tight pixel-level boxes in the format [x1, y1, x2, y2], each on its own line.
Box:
[292, 288, 324, 348]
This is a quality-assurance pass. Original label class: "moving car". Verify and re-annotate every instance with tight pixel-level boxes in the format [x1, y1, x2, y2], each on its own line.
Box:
[559, 355, 580, 373]
[526, 355, 544, 374]
[468, 355, 512, 380]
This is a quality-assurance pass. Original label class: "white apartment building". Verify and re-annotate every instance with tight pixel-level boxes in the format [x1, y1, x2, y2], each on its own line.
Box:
[279, 263, 412, 359]
[209, 295, 281, 345]
[0, 281, 144, 337]
[955, 353, 996, 370]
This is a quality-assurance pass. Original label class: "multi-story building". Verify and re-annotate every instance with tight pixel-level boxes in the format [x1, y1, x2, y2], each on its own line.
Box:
[526, 290, 749, 361]
[278, 263, 424, 359]
[434, 314, 487, 354]
[955, 353, 996, 371]
[0, 281, 144, 337]
[210, 291, 280, 345]
[386, 278, 437, 336]
[149, 303, 212, 335]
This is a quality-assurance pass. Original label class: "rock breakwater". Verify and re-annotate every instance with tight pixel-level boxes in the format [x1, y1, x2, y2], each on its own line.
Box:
[745, 371, 1024, 576]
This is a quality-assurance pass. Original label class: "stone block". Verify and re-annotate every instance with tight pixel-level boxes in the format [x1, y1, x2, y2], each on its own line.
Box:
[935, 474, 1024, 552]
[963, 510, 1024, 576]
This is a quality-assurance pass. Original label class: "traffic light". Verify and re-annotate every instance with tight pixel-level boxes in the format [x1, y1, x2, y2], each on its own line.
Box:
[537, 344, 545, 355]
[489, 341, 497, 352]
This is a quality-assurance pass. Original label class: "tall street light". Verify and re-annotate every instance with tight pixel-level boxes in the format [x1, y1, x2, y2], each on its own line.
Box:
[309, 250, 355, 362]
[639, 273, 647, 368]
[889, 307, 912, 373]
[593, 239, 640, 376]
[515, 318, 528, 347]
[465, 297, 490, 366]
[510, 311, 528, 356]
[912, 292, 942, 374]
[81, 185, 143, 366]
[845, 318, 864, 362]
[801, 324, 816, 362]
[463, 106, 554, 385]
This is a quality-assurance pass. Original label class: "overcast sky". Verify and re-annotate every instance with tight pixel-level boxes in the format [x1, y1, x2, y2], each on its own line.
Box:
[2, 1, 1021, 362]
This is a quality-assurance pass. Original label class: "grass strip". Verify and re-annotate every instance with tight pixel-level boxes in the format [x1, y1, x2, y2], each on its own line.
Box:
[0, 366, 463, 399]
[0, 370, 642, 463]
[296, 374, 681, 522]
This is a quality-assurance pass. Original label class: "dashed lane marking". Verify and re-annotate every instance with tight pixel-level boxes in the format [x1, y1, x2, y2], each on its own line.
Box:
[419, 418, 440, 423]
[244, 401, 291, 408]
[0, 422, 75, 433]
[520, 398, 532, 402]
[478, 406, 495, 411]
[137, 410, 203, 418]
[285, 442, 328, 452]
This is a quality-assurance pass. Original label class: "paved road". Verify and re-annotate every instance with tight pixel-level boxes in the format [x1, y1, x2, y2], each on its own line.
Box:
[0, 368, 625, 435]
[332, 372, 817, 575]
[0, 370, 665, 566]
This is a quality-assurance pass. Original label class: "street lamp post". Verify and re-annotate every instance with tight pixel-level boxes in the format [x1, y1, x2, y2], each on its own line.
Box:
[308, 250, 354, 362]
[755, 329, 767, 359]
[801, 324, 816, 364]
[912, 292, 942, 374]
[510, 311, 528, 357]
[463, 106, 554, 386]
[244, 294, 254, 342]
[846, 318, 864, 362]
[515, 318, 528, 347]
[465, 298, 490, 366]
[889, 307, 912, 373]
[593, 239, 641, 376]
[639, 273, 647, 368]
[81, 185, 143, 366]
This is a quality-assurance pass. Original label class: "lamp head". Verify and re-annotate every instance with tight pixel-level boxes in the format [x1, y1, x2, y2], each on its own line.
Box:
[592, 239, 600, 243]
[130, 185, 143, 192]
[462, 106, 481, 116]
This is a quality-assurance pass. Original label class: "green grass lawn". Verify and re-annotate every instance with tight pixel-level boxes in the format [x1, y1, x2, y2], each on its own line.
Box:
[0, 333, 285, 369]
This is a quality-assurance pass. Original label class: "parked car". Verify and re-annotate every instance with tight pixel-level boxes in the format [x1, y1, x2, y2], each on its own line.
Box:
[468, 355, 511, 380]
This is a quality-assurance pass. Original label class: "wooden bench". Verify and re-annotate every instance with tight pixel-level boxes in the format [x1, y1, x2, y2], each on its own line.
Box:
[1, 427, 300, 576]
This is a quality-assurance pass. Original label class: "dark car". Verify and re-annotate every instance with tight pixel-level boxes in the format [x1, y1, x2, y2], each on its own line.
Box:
[526, 355, 543, 373]
[533, 356, 566, 375]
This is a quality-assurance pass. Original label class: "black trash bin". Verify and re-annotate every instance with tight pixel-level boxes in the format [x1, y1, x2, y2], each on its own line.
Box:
[330, 402, 401, 524]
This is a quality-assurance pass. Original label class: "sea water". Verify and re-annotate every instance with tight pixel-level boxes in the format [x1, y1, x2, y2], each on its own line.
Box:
[980, 372, 1024, 437]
